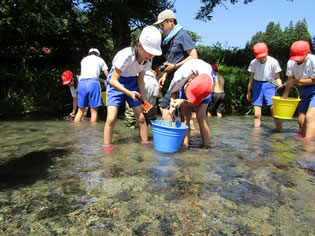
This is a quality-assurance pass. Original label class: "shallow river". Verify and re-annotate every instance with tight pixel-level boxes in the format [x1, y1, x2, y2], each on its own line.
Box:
[0, 115, 314, 235]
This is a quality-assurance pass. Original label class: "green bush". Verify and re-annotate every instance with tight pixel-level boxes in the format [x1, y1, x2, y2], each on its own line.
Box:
[0, 66, 78, 115]
[218, 65, 252, 114]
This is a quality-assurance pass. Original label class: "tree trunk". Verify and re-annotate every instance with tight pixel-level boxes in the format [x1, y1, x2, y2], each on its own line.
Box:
[112, 14, 131, 51]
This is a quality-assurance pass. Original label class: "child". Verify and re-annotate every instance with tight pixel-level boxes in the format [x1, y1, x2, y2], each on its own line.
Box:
[246, 42, 283, 131]
[168, 59, 214, 148]
[61, 71, 89, 120]
[61, 70, 78, 119]
[74, 48, 109, 123]
[208, 65, 225, 118]
[104, 26, 162, 151]
[283, 40, 315, 141]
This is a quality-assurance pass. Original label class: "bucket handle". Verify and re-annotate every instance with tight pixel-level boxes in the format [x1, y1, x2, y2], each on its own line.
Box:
[276, 85, 300, 98]
[292, 85, 300, 99]
[170, 108, 181, 127]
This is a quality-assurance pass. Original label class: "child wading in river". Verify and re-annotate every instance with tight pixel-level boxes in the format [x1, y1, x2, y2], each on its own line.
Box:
[103, 26, 162, 152]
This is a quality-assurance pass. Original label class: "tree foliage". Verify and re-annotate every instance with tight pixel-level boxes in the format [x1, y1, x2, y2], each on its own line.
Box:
[245, 19, 313, 70]
[76, 0, 173, 51]
[198, 20, 312, 68]
[0, 0, 313, 116]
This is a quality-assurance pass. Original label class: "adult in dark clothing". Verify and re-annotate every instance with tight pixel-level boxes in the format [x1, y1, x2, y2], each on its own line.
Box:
[154, 9, 198, 120]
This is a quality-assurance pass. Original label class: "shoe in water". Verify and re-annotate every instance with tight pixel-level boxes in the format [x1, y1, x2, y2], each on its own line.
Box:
[296, 137, 312, 142]
[141, 141, 154, 147]
[104, 145, 114, 152]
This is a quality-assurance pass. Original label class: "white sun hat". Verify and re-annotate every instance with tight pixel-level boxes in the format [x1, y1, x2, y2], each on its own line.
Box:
[139, 26, 162, 56]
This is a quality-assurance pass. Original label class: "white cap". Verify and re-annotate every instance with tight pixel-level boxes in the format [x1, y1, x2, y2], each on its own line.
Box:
[88, 48, 100, 55]
[139, 26, 162, 56]
[154, 9, 176, 25]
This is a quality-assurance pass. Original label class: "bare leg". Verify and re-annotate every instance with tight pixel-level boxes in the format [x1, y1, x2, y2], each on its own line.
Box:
[304, 107, 315, 139]
[74, 107, 85, 123]
[271, 105, 282, 131]
[207, 111, 212, 118]
[216, 112, 222, 119]
[196, 104, 210, 148]
[133, 106, 148, 142]
[190, 119, 196, 131]
[298, 113, 306, 136]
[90, 107, 98, 123]
[180, 104, 193, 147]
[82, 106, 89, 121]
[253, 106, 262, 128]
[104, 106, 119, 145]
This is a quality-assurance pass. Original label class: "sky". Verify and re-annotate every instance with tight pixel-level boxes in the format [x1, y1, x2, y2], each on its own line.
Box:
[173, 0, 315, 48]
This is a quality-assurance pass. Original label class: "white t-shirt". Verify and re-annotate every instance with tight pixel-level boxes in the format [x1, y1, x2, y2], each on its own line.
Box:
[143, 70, 159, 106]
[112, 47, 152, 77]
[168, 59, 213, 93]
[286, 54, 315, 79]
[79, 55, 108, 79]
[69, 86, 77, 98]
[248, 56, 282, 81]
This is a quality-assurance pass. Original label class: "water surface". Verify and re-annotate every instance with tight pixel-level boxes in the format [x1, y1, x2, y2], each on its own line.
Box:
[0, 115, 314, 235]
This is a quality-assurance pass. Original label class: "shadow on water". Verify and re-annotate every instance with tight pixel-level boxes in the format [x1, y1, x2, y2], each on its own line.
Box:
[0, 149, 65, 190]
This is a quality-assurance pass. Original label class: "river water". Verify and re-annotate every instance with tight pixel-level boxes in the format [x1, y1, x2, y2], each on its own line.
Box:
[0, 115, 314, 235]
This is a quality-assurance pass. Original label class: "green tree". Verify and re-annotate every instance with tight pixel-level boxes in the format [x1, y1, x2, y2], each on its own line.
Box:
[0, 0, 110, 115]
[245, 20, 312, 72]
[187, 30, 202, 44]
[77, 0, 173, 51]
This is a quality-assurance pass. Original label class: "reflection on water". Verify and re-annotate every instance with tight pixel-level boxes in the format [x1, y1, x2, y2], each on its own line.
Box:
[0, 115, 314, 235]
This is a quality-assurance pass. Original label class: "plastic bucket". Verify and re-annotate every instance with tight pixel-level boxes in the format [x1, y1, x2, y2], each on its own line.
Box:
[152, 120, 188, 153]
[272, 86, 300, 119]
[101, 91, 106, 106]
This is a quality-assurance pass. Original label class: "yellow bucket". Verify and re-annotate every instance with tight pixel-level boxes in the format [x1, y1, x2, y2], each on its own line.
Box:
[101, 91, 106, 106]
[272, 86, 300, 119]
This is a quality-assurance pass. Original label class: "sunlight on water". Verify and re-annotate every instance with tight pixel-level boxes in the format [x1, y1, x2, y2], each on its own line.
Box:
[0, 115, 314, 235]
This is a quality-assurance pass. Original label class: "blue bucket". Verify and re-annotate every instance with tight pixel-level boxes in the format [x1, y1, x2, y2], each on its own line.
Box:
[152, 120, 188, 153]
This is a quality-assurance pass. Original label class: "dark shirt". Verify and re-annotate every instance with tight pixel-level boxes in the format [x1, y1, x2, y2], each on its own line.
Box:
[167, 30, 195, 65]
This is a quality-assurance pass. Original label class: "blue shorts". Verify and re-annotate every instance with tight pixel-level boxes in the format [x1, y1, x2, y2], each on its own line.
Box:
[252, 80, 276, 106]
[106, 70, 141, 108]
[298, 85, 315, 114]
[78, 78, 102, 108]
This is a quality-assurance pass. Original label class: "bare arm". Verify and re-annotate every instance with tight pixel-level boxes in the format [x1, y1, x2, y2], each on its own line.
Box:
[164, 48, 198, 73]
[109, 67, 140, 101]
[275, 72, 283, 87]
[70, 97, 78, 117]
[160, 48, 198, 88]
[246, 72, 255, 102]
[137, 71, 147, 101]
[103, 69, 109, 78]
[283, 76, 315, 98]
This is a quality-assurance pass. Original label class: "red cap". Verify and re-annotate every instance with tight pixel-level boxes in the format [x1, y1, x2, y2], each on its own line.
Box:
[186, 74, 213, 105]
[61, 70, 73, 85]
[253, 42, 268, 58]
[211, 64, 218, 71]
[290, 40, 310, 61]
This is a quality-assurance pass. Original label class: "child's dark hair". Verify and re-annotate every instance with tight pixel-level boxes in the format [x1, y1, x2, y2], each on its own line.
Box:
[73, 76, 78, 89]
[132, 39, 140, 61]
[88, 51, 100, 57]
